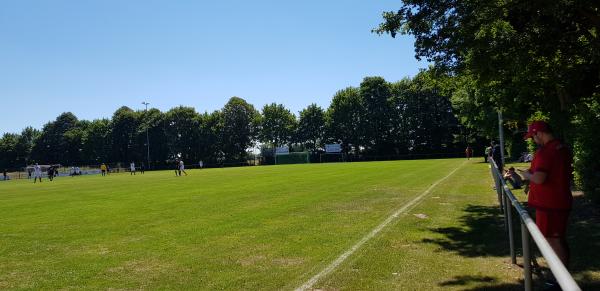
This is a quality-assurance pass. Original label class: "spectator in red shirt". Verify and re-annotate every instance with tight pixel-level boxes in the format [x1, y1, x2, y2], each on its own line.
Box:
[520, 121, 573, 268]
[465, 146, 473, 160]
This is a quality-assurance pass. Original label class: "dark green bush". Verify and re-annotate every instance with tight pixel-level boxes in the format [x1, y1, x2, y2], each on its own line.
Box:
[573, 97, 600, 202]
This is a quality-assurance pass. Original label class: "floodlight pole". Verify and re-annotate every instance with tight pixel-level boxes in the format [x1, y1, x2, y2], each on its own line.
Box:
[142, 101, 151, 169]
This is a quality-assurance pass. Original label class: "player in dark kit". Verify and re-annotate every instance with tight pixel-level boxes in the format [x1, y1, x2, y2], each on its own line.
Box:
[47, 166, 54, 181]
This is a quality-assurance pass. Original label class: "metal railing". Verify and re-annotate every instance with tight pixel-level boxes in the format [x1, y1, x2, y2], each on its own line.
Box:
[490, 160, 580, 291]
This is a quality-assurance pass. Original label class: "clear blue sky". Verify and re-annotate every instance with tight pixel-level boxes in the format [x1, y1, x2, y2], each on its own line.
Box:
[0, 0, 427, 135]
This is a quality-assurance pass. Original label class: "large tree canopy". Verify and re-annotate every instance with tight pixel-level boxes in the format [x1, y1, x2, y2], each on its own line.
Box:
[165, 106, 200, 162]
[296, 104, 326, 152]
[360, 76, 393, 154]
[376, 0, 600, 200]
[259, 103, 297, 148]
[375, 0, 600, 117]
[326, 87, 365, 153]
[220, 97, 260, 162]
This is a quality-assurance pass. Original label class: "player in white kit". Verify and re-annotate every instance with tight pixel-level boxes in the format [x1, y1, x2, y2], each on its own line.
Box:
[179, 160, 187, 176]
[33, 163, 42, 183]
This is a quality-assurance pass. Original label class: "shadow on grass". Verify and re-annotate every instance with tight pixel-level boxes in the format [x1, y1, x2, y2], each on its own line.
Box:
[424, 195, 600, 289]
[439, 275, 496, 286]
[463, 283, 522, 291]
[439, 275, 521, 290]
[569, 194, 600, 289]
[422, 204, 508, 257]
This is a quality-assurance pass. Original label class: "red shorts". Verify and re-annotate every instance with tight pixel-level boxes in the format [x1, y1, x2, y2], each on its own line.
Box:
[535, 209, 570, 238]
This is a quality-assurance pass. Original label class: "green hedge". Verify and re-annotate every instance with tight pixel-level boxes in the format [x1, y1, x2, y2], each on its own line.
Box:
[573, 97, 600, 202]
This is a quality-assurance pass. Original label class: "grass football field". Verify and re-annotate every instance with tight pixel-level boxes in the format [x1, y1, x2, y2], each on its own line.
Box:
[0, 159, 538, 290]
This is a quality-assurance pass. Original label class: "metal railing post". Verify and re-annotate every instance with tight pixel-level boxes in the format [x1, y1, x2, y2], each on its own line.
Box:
[521, 220, 532, 291]
[502, 191, 509, 230]
[498, 179, 505, 211]
[491, 164, 504, 210]
[506, 192, 516, 264]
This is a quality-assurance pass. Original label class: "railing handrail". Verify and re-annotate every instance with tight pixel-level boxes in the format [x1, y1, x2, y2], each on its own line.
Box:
[490, 160, 580, 291]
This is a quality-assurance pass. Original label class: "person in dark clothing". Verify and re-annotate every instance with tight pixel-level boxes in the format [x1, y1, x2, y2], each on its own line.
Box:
[3, 169, 7, 180]
[491, 141, 503, 172]
[485, 145, 492, 163]
[503, 167, 523, 189]
[47, 166, 54, 181]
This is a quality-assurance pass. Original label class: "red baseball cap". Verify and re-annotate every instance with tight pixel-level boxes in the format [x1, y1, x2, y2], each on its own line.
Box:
[524, 120, 550, 139]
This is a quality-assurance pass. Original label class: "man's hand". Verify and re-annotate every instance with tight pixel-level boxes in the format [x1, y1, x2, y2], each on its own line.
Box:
[519, 169, 547, 184]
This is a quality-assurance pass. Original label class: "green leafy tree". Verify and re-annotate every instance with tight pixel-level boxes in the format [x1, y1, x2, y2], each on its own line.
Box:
[375, 1, 600, 200]
[31, 112, 80, 164]
[573, 97, 600, 202]
[82, 119, 112, 164]
[326, 87, 365, 153]
[296, 104, 326, 152]
[406, 71, 459, 153]
[0, 133, 19, 169]
[220, 97, 260, 162]
[374, 0, 600, 129]
[388, 71, 459, 154]
[137, 108, 168, 167]
[260, 103, 297, 148]
[110, 107, 139, 164]
[164, 106, 200, 163]
[14, 127, 40, 166]
[388, 78, 412, 154]
[360, 76, 393, 154]
[198, 110, 223, 164]
[449, 75, 498, 139]
[63, 122, 87, 164]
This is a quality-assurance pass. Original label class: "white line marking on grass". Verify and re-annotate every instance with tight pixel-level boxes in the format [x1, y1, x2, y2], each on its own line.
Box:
[295, 161, 466, 291]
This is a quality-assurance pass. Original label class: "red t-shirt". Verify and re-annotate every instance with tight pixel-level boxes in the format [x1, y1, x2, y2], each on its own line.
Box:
[527, 139, 573, 210]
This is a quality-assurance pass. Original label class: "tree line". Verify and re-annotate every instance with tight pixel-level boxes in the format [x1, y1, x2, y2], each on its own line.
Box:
[0, 72, 464, 170]
[375, 0, 600, 201]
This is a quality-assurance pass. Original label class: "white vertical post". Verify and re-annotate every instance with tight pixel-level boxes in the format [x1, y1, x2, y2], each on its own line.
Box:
[497, 111, 506, 168]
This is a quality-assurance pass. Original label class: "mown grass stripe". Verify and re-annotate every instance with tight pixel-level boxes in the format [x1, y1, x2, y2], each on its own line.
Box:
[294, 161, 466, 291]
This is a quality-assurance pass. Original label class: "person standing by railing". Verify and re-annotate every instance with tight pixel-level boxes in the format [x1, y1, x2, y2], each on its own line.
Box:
[485, 144, 492, 162]
[520, 120, 573, 287]
[491, 141, 503, 173]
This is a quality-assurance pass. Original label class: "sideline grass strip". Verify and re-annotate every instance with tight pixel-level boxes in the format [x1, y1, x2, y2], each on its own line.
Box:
[295, 161, 467, 291]
[312, 160, 524, 290]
